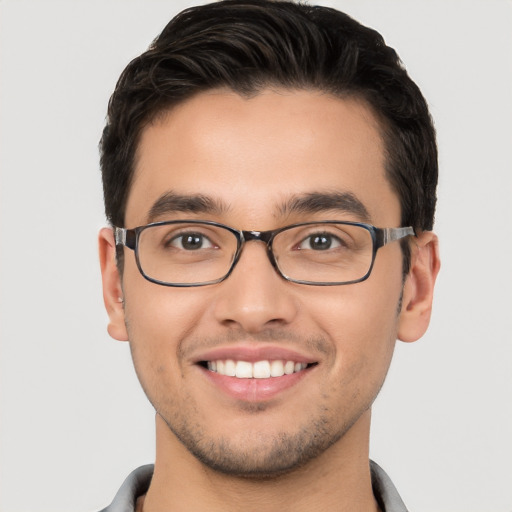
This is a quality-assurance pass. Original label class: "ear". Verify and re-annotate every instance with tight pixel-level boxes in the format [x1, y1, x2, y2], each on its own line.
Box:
[397, 231, 440, 343]
[98, 227, 129, 341]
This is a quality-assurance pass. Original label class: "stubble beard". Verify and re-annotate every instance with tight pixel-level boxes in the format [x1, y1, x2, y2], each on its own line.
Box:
[159, 407, 358, 479]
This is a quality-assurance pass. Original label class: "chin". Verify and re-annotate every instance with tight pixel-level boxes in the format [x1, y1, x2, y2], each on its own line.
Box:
[163, 412, 348, 478]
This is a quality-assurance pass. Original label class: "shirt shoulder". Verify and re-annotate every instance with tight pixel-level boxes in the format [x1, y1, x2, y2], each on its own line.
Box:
[99, 465, 154, 512]
[370, 460, 409, 512]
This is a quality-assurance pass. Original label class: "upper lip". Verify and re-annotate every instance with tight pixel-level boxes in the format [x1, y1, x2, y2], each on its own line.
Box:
[192, 345, 318, 364]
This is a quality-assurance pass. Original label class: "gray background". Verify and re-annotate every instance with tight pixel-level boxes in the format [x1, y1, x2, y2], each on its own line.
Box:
[1, 1, 511, 511]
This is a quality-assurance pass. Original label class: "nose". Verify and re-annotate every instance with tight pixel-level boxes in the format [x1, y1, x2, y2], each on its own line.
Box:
[212, 241, 299, 333]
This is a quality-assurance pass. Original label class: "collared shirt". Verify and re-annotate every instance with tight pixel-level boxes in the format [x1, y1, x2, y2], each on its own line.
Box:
[100, 460, 408, 512]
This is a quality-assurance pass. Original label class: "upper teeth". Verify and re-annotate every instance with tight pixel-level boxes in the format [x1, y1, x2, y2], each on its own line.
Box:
[207, 360, 308, 378]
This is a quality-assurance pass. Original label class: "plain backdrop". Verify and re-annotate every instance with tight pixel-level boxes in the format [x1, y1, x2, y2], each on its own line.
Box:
[1, 1, 511, 511]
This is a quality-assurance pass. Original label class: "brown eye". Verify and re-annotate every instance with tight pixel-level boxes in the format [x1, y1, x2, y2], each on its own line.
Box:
[298, 233, 342, 251]
[169, 232, 214, 250]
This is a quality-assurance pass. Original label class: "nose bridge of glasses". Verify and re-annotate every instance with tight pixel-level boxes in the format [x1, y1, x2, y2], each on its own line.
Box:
[241, 230, 273, 244]
[236, 229, 279, 270]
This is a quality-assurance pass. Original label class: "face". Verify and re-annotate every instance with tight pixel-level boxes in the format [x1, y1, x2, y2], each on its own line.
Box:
[101, 89, 430, 477]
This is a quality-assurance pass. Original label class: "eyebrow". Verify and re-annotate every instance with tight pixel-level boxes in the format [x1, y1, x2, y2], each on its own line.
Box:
[278, 192, 371, 222]
[147, 191, 229, 222]
[146, 190, 371, 224]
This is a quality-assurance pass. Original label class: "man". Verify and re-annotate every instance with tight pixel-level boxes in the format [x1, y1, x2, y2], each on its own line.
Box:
[98, 1, 440, 510]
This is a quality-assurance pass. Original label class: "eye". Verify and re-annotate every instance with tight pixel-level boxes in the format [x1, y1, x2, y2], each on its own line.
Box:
[168, 232, 215, 250]
[298, 232, 343, 251]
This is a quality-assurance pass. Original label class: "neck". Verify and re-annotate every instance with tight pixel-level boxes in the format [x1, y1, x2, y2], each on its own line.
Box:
[141, 413, 380, 512]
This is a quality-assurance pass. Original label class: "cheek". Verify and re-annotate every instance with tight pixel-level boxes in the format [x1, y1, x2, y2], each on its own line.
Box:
[123, 254, 209, 334]
[305, 277, 402, 382]
[121, 264, 211, 380]
[122, 288, 209, 416]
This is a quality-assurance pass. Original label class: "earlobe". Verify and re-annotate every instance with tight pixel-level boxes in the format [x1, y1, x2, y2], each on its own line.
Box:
[98, 227, 129, 342]
[397, 231, 440, 343]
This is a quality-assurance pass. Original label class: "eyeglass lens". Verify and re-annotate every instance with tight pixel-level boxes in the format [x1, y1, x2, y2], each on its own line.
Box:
[136, 222, 374, 286]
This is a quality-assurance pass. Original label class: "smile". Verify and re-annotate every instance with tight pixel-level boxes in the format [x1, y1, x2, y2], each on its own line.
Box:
[204, 359, 311, 379]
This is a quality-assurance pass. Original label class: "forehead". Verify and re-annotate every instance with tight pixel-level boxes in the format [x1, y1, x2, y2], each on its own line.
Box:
[126, 88, 400, 228]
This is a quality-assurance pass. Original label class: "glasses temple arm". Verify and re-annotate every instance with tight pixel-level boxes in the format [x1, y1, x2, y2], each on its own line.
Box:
[114, 227, 127, 246]
[379, 226, 415, 246]
[114, 227, 138, 251]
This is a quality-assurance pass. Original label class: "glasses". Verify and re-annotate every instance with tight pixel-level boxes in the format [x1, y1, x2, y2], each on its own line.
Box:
[114, 220, 414, 287]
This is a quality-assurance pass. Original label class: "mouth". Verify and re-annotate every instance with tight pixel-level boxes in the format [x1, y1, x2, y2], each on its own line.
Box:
[194, 346, 319, 402]
[199, 359, 316, 379]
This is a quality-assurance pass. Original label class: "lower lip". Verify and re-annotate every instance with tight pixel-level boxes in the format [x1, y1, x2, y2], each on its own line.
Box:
[199, 366, 313, 402]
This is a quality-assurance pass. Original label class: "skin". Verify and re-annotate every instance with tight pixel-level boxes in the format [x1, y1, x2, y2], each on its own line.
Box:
[99, 89, 440, 511]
